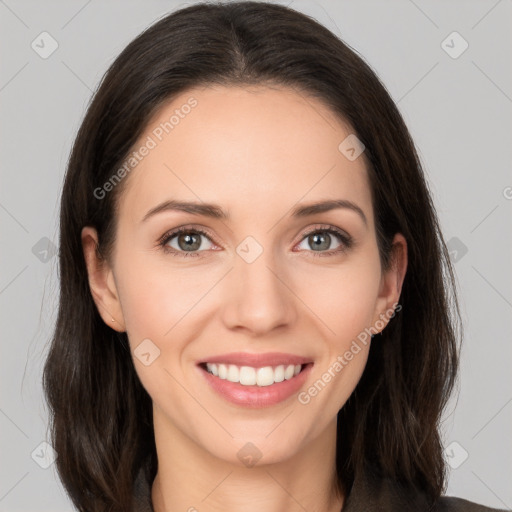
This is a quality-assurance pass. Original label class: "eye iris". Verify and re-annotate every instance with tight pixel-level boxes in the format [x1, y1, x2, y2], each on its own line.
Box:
[178, 232, 201, 251]
[309, 232, 331, 251]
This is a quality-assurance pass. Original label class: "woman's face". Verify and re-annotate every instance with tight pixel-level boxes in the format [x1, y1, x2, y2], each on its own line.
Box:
[83, 84, 406, 466]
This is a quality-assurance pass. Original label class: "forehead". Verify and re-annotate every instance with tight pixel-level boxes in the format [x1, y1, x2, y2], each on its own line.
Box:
[117, 84, 373, 226]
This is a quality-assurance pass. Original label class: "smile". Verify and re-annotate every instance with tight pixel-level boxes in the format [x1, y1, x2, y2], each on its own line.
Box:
[204, 362, 303, 387]
[198, 360, 314, 408]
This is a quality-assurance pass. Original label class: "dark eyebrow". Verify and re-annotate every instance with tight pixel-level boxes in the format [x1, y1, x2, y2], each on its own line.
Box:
[142, 198, 367, 226]
[142, 200, 229, 222]
[290, 199, 367, 226]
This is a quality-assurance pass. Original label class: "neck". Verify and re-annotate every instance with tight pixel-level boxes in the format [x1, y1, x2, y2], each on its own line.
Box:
[150, 410, 344, 512]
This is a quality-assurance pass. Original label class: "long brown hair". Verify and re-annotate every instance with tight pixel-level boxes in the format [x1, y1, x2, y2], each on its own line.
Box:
[42, 2, 461, 510]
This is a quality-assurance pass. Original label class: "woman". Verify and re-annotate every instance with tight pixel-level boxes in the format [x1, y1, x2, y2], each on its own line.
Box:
[42, 2, 508, 511]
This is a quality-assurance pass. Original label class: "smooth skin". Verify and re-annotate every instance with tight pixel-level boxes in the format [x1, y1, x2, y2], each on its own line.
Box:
[82, 84, 407, 512]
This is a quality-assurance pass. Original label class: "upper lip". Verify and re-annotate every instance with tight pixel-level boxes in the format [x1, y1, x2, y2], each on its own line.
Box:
[198, 352, 313, 367]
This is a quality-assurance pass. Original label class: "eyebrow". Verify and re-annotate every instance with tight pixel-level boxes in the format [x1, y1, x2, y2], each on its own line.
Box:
[141, 198, 367, 226]
[142, 200, 227, 222]
[290, 199, 367, 226]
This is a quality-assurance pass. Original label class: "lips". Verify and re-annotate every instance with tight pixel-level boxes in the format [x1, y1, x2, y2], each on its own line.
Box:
[196, 352, 314, 407]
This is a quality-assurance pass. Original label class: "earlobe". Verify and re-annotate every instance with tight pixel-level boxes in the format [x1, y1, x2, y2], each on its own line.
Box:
[81, 226, 126, 332]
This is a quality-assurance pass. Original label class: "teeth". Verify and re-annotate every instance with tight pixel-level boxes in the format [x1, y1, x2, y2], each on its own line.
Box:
[274, 365, 285, 383]
[227, 364, 239, 383]
[205, 363, 303, 386]
[218, 364, 227, 379]
[284, 364, 295, 380]
[240, 365, 256, 385]
[256, 366, 274, 386]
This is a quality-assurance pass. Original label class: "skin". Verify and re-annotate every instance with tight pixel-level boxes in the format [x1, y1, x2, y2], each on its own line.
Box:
[82, 84, 407, 512]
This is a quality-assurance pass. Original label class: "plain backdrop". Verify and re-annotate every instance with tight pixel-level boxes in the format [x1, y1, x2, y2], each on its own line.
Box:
[1, 0, 511, 510]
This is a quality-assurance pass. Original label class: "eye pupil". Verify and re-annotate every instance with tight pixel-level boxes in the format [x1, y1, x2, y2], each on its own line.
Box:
[309, 232, 330, 251]
[178, 232, 201, 251]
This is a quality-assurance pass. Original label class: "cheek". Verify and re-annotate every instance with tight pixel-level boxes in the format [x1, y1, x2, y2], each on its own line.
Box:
[115, 253, 208, 344]
[113, 255, 207, 403]
[287, 251, 380, 411]
[289, 252, 382, 342]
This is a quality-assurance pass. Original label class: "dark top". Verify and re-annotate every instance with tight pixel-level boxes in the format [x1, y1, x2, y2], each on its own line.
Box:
[133, 463, 510, 512]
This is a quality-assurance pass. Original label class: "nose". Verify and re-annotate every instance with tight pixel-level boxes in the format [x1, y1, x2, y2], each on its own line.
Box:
[220, 248, 297, 336]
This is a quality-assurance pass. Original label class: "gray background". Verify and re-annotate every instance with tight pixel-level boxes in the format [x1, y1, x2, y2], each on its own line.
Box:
[1, 0, 511, 510]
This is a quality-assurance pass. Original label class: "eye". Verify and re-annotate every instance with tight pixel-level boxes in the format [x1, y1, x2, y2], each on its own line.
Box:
[158, 224, 353, 258]
[295, 226, 352, 257]
[159, 227, 216, 257]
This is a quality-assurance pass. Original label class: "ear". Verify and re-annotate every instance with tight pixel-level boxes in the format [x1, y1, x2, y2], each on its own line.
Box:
[81, 226, 126, 332]
[371, 233, 407, 333]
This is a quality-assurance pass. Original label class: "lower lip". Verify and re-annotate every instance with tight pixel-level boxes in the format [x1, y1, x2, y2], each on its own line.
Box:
[198, 363, 313, 408]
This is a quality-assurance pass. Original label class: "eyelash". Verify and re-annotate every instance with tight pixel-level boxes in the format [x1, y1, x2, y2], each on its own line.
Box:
[157, 224, 353, 258]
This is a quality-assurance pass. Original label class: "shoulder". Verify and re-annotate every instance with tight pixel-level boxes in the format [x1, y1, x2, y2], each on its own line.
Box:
[436, 496, 510, 512]
[346, 464, 510, 512]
